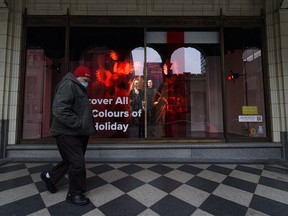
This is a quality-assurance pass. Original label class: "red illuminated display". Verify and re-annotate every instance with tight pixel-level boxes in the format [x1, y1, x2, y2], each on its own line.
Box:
[86, 50, 188, 138]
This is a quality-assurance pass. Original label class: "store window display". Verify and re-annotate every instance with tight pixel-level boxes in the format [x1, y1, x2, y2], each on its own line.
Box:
[22, 26, 267, 141]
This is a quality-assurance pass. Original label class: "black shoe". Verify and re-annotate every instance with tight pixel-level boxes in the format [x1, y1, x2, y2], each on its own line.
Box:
[66, 194, 90, 206]
[40, 171, 57, 193]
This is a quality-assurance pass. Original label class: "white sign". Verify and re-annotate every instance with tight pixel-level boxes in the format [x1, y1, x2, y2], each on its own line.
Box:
[238, 115, 262, 122]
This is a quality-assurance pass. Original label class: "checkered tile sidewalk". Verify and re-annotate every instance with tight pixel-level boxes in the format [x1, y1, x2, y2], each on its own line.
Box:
[1, 161, 288, 216]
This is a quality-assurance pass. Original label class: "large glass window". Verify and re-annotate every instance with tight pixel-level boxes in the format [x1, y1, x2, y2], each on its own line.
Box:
[224, 28, 266, 138]
[145, 29, 223, 138]
[22, 27, 65, 139]
[21, 23, 267, 141]
[70, 27, 145, 138]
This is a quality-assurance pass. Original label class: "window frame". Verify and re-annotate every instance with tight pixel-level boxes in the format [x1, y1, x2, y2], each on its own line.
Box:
[19, 13, 269, 143]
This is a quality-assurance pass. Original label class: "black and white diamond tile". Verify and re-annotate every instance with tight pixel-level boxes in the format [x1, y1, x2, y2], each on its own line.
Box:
[199, 194, 248, 216]
[98, 194, 146, 216]
[1, 161, 288, 216]
[170, 184, 210, 207]
[151, 194, 197, 216]
[127, 184, 167, 207]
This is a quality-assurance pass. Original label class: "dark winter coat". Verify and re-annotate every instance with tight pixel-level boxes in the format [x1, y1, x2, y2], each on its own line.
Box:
[50, 72, 95, 136]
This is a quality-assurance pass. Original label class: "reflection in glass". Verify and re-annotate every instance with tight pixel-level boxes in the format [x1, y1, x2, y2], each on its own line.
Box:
[171, 47, 201, 74]
[23, 27, 268, 140]
[69, 27, 144, 138]
[225, 28, 266, 138]
[22, 27, 65, 139]
[146, 30, 223, 139]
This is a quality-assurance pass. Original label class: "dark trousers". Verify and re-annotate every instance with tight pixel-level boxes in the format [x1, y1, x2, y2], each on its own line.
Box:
[49, 135, 89, 196]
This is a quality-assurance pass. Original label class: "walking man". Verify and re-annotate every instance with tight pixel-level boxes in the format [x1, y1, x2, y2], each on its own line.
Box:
[40, 65, 95, 206]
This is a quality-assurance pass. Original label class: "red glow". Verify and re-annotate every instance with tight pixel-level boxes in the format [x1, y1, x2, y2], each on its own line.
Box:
[85, 49, 138, 138]
[163, 64, 168, 75]
[227, 75, 233, 81]
[96, 68, 113, 87]
[113, 62, 133, 75]
[110, 50, 119, 61]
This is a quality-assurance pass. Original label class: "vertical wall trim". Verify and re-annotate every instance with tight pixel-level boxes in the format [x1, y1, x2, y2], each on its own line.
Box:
[261, 8, 272, 141]
[144, 27, 147, 139]
[0, 120, 9, 158]
[219, 9, 227, 141]
[17, 8, 27, 143]
[281, 132, 287, 160]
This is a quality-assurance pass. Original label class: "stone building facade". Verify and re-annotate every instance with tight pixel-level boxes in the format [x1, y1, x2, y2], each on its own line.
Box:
[0, 0, 288, 162]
